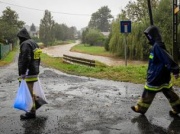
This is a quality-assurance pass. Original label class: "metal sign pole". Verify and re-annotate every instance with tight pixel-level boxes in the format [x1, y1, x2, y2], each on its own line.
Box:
[124, 34, 127, 66]
[120, 21, 131, 66]
[173, 0, 178, 62]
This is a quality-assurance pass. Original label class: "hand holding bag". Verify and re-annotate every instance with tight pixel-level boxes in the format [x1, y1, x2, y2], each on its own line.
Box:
[33, 78, 47, 109]
[14, 80, 33, 112]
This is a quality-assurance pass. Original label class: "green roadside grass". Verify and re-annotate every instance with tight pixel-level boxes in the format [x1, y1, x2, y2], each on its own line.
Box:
[70, 44, 180, 86]
[41, 53, 180, 87]
[41, 52, 147, 84]
[0, 47, 18, 67]
[1, 45, 180, 87]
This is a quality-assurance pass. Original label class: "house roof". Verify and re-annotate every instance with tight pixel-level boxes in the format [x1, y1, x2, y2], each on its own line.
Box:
[101, 32, 110, 37]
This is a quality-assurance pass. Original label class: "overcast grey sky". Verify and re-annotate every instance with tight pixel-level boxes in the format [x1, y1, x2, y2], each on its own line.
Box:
[0, 0, 134, 30]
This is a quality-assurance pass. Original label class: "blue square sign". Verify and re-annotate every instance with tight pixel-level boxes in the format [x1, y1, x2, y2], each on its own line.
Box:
[120, 21, 131, 33]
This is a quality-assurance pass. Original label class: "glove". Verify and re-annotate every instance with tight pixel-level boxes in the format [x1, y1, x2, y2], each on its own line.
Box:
[174, 74, 179, 79]
[21, 74, 26, 79]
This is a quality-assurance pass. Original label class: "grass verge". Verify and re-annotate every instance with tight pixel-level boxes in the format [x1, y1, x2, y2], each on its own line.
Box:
[0, 47, 18, 67]
[1, 49, 180, 87]
[41, 53, 147, 84]
[41, 53, 180, 87]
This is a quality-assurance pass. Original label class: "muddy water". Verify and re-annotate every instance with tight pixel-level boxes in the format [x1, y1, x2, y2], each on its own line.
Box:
[42, 41, 145, 66]
[0, 61, 180, 133]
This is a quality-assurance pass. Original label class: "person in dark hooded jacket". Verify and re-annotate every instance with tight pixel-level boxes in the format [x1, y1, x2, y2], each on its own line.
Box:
[17, 27, 42, 119]
[131, 25, 180, 116]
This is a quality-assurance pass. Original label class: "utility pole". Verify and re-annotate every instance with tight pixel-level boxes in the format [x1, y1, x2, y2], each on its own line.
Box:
[147, 0, 154, 25]
[173, 0, 179, 62]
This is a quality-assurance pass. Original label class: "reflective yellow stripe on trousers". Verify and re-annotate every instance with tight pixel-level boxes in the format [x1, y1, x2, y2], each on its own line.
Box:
[144, 83, 172, 91]
[18, 77, 38, 82]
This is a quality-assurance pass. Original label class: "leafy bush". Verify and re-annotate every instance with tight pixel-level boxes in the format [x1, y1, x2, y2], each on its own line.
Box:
[82, 28, 105, 46]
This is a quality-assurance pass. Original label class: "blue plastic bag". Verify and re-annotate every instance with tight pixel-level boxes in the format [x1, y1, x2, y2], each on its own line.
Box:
[14, 80, 33, 112]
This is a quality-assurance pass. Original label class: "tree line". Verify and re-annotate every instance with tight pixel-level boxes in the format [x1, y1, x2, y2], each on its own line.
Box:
[81, 6, 113, 46]
[39, 10, 78, 46]
[0, 7, 24, 46]
[107, 0, 180, 60]
[0, 7, 78, 47]
[0, 0, 180, 61]
[82, 0, 180, 61]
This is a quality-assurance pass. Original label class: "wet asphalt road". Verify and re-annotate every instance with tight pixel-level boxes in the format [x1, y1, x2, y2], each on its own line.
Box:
[1, 61, 180, 134]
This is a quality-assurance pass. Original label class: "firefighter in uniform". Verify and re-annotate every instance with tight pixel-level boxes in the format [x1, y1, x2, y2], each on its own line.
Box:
[17, 28, 42, 119]
[131, 25, 180, 116]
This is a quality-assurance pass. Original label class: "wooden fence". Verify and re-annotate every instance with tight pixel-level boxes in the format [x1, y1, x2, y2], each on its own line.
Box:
[63, 54, 95, 67]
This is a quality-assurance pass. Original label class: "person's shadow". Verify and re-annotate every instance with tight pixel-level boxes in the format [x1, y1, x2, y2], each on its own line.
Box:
[22, 116, 48, 134]
[168, 115, 180, 134]
[131, 115, 180, 134]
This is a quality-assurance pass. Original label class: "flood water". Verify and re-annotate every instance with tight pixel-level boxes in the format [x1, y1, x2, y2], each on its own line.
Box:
[42, 41, 145, 66]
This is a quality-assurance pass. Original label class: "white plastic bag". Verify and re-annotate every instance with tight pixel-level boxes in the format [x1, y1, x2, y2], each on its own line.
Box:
[14, 80, 33, 112]
[33, 78, 47, 109]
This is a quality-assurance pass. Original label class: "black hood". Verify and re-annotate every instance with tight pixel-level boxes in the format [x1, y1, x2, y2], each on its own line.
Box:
[17, 28, 31, 44]
[144, 25, 162, 45]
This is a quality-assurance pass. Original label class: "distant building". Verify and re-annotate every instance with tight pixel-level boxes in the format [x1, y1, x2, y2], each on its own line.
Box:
[25, 25, 39, 38]
[101, 32, 110, 37]
[30, 30, 39, 38]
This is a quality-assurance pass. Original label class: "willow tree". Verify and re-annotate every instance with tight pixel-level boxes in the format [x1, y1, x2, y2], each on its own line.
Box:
[154, 0, 175, 54]
[108, 0, 160, 60]
[109, 19, 123, 56]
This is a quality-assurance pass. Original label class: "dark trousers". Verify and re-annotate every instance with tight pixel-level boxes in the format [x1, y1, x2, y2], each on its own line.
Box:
[137, 87, 180, 113]
[26, 82, 36, 112]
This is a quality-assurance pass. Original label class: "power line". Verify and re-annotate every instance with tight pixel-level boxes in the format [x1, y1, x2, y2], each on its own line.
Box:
[0, 0, 91, 16]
